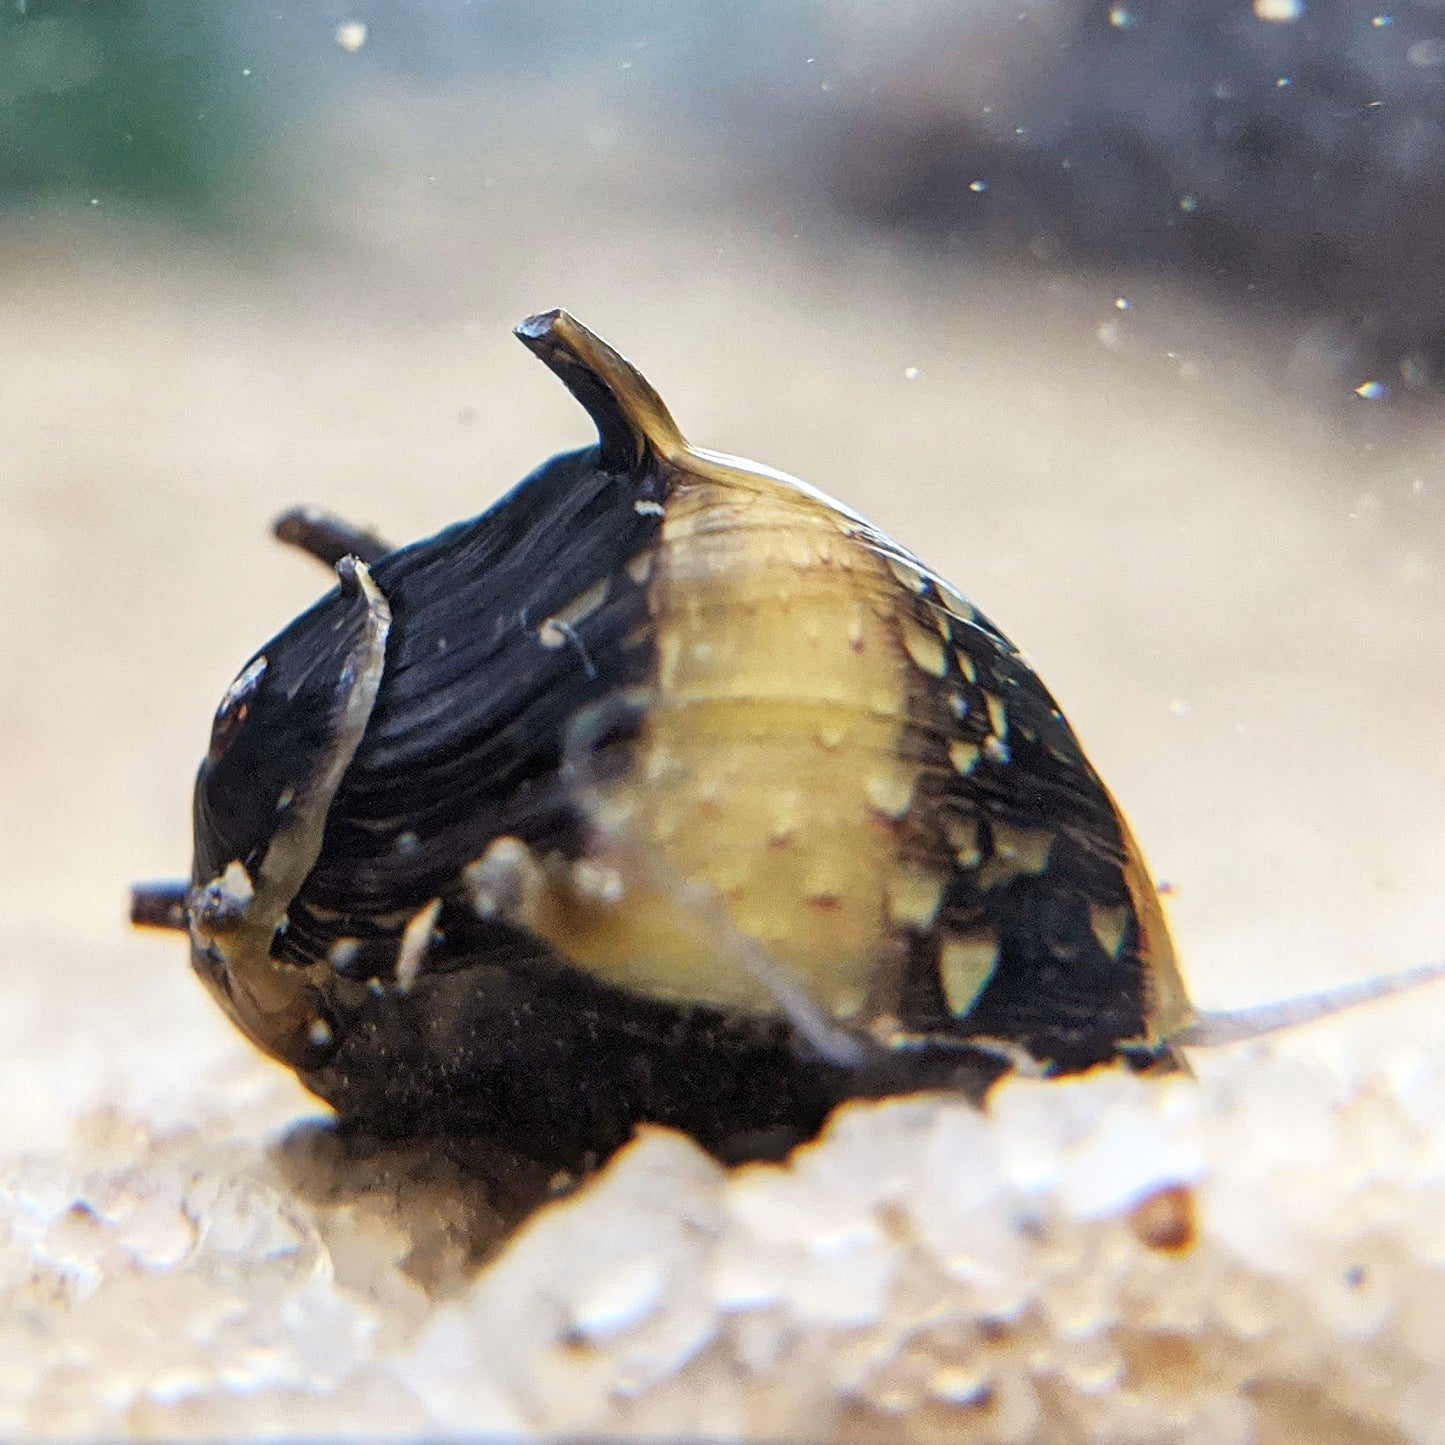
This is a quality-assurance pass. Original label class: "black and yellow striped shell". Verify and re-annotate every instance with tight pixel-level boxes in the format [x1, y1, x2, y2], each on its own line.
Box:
[153, 310, 1198, 1159]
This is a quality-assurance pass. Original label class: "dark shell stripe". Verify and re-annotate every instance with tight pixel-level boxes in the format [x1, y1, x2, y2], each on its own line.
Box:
[264, 447, 670, 967]
[889, 571, 1150, 1066]
[192, 579, 391, 885]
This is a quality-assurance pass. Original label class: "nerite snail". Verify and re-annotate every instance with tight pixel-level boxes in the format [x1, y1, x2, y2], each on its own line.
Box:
[132, 310, 1445, 1161]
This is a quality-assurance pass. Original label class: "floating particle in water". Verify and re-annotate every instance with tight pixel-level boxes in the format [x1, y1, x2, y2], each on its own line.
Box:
[1354, 380, 1386, 400]
[903, 366, 920, 381]
[1253, 0, 1304, 20]
[336, 20, 367, 52]
[1108, 6, 1135, 27]
[1399, 354, 1428, 390]
[968, 180, 988, 193]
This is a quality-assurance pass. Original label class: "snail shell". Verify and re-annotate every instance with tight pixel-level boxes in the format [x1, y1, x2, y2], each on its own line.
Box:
[141, 309, 1198, 1159]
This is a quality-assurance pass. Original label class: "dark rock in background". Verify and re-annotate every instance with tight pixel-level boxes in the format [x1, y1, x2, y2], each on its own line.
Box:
[802, 0, 1445, 397]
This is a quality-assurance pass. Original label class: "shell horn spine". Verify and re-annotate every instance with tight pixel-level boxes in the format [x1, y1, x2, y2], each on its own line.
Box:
[515, 308, 688, 474]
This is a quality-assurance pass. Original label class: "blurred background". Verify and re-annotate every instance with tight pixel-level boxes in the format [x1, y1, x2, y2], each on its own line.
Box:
[4, 0, 1445, 1146]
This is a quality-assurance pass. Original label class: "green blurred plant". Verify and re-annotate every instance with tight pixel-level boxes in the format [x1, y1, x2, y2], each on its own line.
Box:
[0, 0, 268, 220]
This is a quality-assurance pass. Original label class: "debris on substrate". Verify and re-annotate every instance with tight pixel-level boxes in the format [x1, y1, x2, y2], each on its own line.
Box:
[2, 1039, 1443, 1443]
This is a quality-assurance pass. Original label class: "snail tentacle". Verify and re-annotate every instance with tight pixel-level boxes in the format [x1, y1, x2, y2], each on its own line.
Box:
[1175, 957, 1445, 1046]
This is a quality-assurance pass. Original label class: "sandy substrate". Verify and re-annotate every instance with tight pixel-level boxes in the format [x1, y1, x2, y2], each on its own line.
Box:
[3, 108, 1445, 1437]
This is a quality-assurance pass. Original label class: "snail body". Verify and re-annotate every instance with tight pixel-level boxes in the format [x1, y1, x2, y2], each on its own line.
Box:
[132, 311, 1443, 1161]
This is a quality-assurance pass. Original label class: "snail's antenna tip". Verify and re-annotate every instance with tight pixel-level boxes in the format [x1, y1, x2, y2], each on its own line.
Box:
[1177, 957, 1445, 1048]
